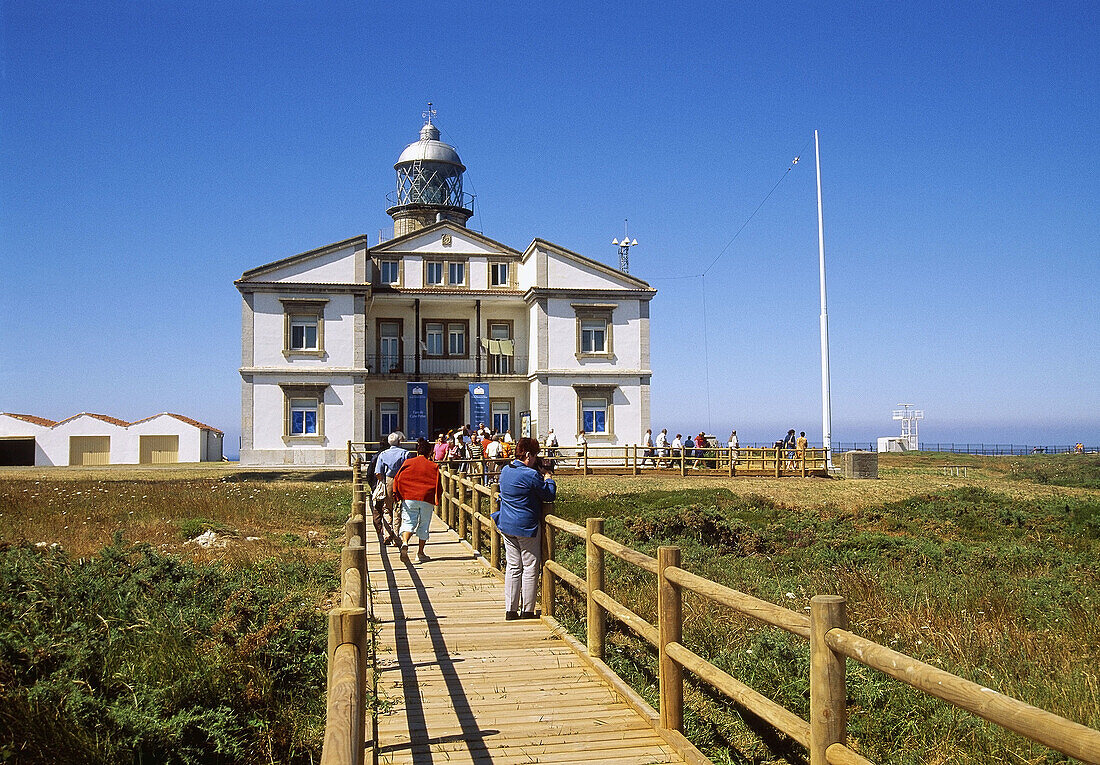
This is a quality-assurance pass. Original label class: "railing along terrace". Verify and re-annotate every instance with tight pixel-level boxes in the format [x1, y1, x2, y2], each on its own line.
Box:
[369, 353, 527, 376]
[431, 467, 1100, 765]
[320, 461, 378, 765]
[347, 441, 829, 478]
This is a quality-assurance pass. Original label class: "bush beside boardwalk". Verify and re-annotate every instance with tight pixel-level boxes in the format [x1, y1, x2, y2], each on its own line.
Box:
[1, 454, 1098, 763]
[546, 457, 1100, 764]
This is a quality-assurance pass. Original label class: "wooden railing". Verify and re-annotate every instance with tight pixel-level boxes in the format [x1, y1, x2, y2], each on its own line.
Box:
[434, 467, 1100, 765]
[320, 460, 377, 765]
[347, 441, 830, 478]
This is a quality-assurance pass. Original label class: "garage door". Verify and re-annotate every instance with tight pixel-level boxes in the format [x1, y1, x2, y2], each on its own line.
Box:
[140, 435, 179, 464]
[0, 438, 35, 466]
[70, 436, 111, 466]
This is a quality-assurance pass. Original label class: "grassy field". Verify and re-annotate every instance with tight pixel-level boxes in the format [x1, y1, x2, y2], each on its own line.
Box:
[0, 467, 351, 764]
[1, 454, 1098, 764]
[547, 453, 1100, 764]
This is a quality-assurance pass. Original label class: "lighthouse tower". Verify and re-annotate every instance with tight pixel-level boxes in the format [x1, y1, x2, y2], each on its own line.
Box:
[386, 105, 474, 238]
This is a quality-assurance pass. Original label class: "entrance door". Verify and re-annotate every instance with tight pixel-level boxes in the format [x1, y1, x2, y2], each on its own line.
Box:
[430, 400, 463, 436]
[140, 435, 179, 464]
[0, 438, 35, 466]
[378, 321, 402, 373]
[69, 436, 110, 466]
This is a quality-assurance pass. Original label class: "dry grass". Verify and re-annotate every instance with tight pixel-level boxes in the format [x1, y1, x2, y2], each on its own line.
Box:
[0, 465, 350, 560]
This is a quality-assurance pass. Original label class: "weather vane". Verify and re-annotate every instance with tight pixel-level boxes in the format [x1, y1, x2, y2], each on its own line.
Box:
[423, 102, 436, 125]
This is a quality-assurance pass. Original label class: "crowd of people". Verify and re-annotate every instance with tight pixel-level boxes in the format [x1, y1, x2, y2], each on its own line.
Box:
[365, 423, 808, 619]
[363, 427, 555, 620]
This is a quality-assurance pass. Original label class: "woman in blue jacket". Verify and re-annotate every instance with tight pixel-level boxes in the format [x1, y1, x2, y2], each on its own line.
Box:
[493, 437, 556, 619]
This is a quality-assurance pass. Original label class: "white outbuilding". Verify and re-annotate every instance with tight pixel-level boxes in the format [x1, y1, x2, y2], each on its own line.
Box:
[0, 412, 224, 466]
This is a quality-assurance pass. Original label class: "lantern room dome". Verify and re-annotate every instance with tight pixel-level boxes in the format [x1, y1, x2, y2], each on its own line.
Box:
[395, 122, 465, 168]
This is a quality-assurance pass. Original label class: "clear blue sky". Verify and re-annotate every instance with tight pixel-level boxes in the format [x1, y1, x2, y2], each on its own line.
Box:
[3, 1, 1097, 455]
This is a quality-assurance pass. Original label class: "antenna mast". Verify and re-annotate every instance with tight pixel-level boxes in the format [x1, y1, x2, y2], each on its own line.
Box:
[612, 219, 639, 273]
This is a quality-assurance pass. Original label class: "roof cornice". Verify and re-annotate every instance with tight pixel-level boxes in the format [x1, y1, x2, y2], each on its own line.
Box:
[521, 238, 654, 290]
[235, 281, 371, 295]
[524, 287, 657, 304]
[373, 221, 521, 256]
[239, 234, 369, 281]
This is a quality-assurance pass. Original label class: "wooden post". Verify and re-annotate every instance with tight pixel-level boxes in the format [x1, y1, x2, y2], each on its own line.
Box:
[446, 473, 455, 528]
[583, 443, 589, 475]
[728, 447, 734, 477]
[326, 606, 367, 765]
[586, 517, 606, 660]
[542, 519, 556, 618]
[458, 478, 468, 541]
[347, 440, 352, 467]
[490, 485, 501, 571]
[680, 446, 686, 476]
[775, 448, 781, 478]
[472, 487, 482, 553]
[631, 444, 638, 475]
[810, 595, 848, 765]
[658, 546, 683, 731]
[342, 545, 367, 608]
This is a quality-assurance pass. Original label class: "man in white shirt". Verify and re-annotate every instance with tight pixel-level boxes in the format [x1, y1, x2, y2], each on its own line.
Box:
[485, 434, 505, 480]
[642, 428, 655, 467]
[655, 428, 669, 467]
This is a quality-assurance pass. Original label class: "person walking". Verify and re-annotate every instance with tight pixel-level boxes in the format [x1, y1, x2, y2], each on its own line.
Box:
[796, 431, 808, 470]
[393, 438, 440, 564]
[655, 428, 669, 467]
[432, 433, 449, 462]
[492, 437, 556, 620]
[781, 429, 797, 470]
[728, 430, 739, 467]
[375, 432, 410, 537]
[692, 432, 707, 469]
[543, 428, 559, 471]
[641, 428, 655, 467]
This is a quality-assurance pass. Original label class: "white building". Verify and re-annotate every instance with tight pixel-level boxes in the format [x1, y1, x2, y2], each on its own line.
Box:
[0, 412, 224, 466]
[237, 114, 655, 466]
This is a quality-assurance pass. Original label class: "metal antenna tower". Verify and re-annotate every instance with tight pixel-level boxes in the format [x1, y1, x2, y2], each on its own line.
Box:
[612, 219, 639, 273]
[892, 403, 924, 451]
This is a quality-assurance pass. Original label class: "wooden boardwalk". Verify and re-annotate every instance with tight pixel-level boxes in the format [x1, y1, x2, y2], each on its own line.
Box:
[370, 514, 688, 765]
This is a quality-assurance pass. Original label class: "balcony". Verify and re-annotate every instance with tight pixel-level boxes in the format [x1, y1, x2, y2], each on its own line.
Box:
[371, 354, 527, 377]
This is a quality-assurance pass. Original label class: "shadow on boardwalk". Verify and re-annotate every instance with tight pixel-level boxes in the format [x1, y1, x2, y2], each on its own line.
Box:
[370, 516, 686, 764]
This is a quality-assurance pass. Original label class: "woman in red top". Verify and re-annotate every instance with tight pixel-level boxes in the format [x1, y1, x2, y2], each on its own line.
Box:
[393, 438, 440, 564]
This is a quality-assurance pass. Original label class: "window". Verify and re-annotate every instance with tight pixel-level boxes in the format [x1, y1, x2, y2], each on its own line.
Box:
[380, 260, 400, 285]
[281, 299, 326, 356]
[490, 262, 510, 287]
[491, 400, 511, 434]
[281, 383, 327, 441]
[581, 397, 608, 434]
[574, 385, 615, 437]
[290, 315, 318, 350]
[422, 319, 468, 358]
[378, 320, 402, 372]
[488, 321, 513, 374]
[448, 261, 465, 286]
[448, 322, 466, 356]
[426, 261, 443, 285]
[425, 322, 444, 355]
[581, 320, 607, 353]
[290, 398, 318, 435]
[574, 304, 615, 358]
[379, 400, 401, 437]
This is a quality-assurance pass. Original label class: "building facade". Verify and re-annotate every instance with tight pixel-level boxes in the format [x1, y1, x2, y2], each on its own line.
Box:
[237, 115, 654, 466]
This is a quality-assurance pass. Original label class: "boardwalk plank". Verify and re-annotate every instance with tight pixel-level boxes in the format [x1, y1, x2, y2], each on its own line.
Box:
[369, 515, 689, 764]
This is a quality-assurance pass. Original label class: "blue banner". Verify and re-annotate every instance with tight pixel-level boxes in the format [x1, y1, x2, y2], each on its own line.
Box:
[468, 383, 489, 429]
[407, 382, 428, 440]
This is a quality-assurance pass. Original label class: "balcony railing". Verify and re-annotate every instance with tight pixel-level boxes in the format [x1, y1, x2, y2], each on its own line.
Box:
[371, 354, 527, 377]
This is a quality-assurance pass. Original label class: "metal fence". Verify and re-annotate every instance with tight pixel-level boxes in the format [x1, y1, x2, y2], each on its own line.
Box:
[832, 442, 1095, 456]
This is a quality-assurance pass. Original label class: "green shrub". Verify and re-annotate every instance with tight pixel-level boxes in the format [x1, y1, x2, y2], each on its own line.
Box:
[0, 535, 336, 764]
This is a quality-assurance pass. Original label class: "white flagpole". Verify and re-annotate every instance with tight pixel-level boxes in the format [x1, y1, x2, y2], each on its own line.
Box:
[815, 130, 833, 468]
